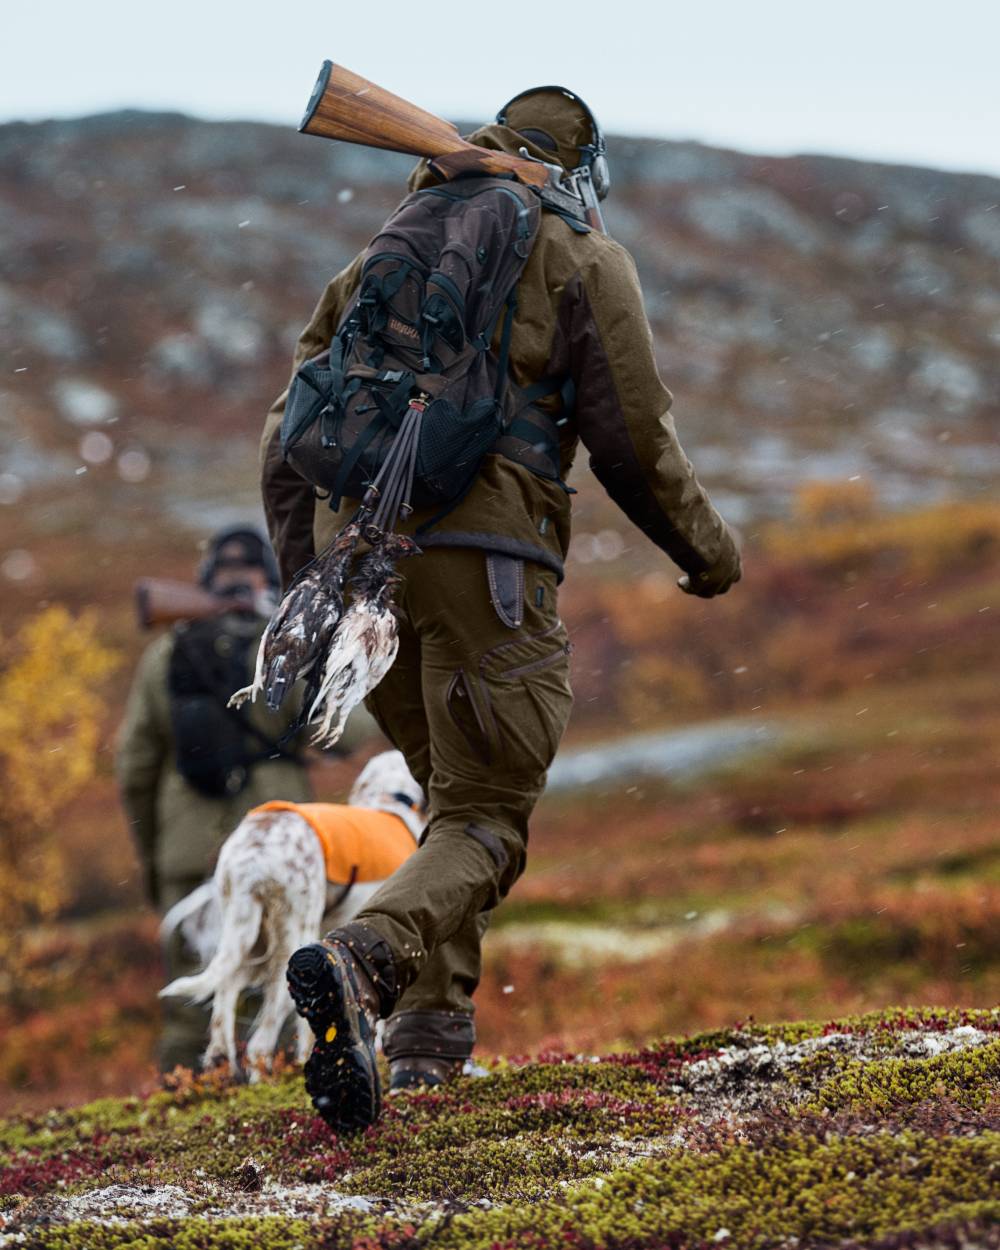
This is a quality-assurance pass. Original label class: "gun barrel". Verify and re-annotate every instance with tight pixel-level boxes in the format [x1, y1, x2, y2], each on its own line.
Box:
[135, 579, 254, 630]
[300, 60, 549, 189]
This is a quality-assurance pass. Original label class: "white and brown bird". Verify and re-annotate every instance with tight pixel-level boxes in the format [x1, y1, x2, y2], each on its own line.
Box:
[229, 522, 362, 714]
[306, 532, 419, 749]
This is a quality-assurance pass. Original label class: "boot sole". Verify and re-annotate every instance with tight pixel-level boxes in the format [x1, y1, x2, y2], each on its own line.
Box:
[286, 943, 381, 1134]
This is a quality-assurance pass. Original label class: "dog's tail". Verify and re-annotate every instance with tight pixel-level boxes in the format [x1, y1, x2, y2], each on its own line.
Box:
[159, 894, 264, 1004]
[159, 881, 217, 950]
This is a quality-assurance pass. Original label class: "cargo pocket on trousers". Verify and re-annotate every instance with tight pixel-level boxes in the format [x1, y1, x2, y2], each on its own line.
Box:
[484, 635, 573, 779]
[446, 668, 492, 764]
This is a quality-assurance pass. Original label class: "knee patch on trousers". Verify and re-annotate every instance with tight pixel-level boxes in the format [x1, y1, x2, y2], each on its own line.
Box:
[464, 822, 508, 870]
[384, 1008, 475, 1062]
[463, 821, 524, 910]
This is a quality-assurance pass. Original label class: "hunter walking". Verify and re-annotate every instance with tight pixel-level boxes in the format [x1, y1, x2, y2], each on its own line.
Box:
[261, 82, 741, 1129]
[117, 527, 313, 1070]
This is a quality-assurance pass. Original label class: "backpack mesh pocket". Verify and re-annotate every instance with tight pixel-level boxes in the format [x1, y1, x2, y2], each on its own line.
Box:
[416, 396, 504, 501]
[281, 353, 334, 452]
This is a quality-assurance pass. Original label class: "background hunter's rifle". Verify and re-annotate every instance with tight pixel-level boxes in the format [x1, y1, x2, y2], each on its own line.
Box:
[134, 579, 255, 629]
[300, 61, 606, 232]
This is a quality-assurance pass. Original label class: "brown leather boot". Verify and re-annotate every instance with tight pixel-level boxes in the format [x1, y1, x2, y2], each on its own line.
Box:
[286, 935, 385, 1133]
[388, 1054, 464, 1094]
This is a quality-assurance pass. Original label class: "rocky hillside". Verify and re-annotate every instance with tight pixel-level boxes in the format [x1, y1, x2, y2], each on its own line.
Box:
[2, 1007, 999, 1248]
[1, 108, 998, 572]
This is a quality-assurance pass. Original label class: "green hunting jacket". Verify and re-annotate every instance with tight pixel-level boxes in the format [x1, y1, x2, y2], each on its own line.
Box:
[115, 612, 312, 903]
[261, 124, 741, 593]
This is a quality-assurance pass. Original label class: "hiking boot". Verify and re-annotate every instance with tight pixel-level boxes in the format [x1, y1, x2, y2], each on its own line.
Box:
[286, 938, 382, 1134]
[382, 1008, 477, 1095]
[388, 1054, 464, 1094]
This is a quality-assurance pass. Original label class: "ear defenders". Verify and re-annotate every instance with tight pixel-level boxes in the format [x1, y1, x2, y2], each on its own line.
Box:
[495, 85, 610, 202]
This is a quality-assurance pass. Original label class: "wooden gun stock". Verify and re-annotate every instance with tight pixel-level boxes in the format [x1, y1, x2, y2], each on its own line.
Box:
[300, 60, 551, 190]
[135, 579, 254, 630]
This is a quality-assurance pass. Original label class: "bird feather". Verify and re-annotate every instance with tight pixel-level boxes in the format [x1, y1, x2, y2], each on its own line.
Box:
[228, 523, 362, 712]
[303, 531, 419, 748]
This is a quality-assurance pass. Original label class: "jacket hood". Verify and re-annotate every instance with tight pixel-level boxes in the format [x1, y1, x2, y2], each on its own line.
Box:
[406, 123, 563, 193]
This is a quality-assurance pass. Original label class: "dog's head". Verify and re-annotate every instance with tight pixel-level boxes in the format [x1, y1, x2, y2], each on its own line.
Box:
[348, 749, 427, 840]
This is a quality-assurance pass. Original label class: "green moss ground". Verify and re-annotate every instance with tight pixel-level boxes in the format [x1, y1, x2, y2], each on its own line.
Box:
[2, 1007, 999, 1248]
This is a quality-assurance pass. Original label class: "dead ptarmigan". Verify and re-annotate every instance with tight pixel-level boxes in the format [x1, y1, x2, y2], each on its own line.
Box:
[229, 522, 362, 714]
[306, 532, 419, 749]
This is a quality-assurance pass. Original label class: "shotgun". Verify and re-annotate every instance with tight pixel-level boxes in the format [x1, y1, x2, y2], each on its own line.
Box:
[300, 60, 606, 233]
[135, 579, 256, 630]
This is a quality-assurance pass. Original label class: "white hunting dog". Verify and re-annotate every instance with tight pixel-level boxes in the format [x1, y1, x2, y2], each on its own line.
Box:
[159, 750, 425, 1078]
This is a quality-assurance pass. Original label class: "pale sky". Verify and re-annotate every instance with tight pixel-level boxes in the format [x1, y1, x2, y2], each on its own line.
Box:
[3, 0, 999, 178]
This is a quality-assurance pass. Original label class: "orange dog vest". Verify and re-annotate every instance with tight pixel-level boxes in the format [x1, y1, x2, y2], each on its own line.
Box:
[252, 801, 417, 884]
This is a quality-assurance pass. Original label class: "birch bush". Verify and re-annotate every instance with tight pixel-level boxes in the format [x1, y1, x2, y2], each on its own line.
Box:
[0, 606, 117, 989]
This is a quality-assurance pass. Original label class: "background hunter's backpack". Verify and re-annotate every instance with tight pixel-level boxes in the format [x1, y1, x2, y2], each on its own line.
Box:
[280, 175, 571, 523]
[168, 619, 297, 797]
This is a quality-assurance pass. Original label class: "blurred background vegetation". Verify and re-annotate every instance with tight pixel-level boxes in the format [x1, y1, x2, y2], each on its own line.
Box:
[1, 110, 997, 1114]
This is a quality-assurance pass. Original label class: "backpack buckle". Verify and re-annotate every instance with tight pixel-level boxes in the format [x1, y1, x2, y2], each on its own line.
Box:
[407, 390, 431, 414]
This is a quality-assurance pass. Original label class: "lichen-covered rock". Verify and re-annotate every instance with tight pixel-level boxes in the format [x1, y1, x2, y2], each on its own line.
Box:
[2, 1006, 998, 1248]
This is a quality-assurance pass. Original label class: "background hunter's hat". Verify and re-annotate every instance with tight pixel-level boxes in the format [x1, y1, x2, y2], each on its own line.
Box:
[199, 525, 280, 589]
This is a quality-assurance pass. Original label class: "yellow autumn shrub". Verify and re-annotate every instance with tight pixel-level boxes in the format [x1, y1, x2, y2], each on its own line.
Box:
[769, 487, 1000, 576]
[793, 477, 877, 526]
[0, 606, 118, 984]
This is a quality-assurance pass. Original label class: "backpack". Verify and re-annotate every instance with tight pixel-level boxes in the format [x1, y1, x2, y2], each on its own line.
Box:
[280, 175, 571, 532]
[168, 618, 300, 798]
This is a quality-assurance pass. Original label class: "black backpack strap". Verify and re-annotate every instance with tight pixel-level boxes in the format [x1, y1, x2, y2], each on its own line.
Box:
[329, 370, 415, 512]
[491, 374, 577, 493]
[319, 336, 357, 448]
[413, 286, 520, 538]
[473, 292, 509, 353]
[517, 373, 576, 420]
[329, 414, 388, 513]
[542, 204, 592, 235]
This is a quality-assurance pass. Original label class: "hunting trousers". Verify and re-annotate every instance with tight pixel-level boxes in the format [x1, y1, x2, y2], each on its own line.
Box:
[354, 545, 573, 1061]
